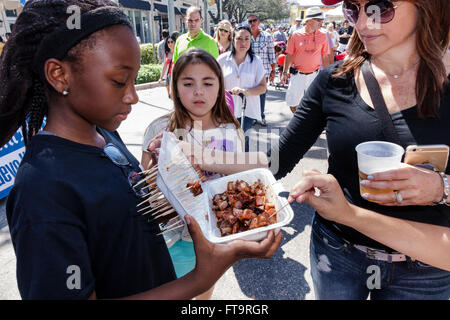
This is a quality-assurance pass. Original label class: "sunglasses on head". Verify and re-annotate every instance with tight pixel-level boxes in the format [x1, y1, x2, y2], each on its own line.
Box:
[343, 0, 400, 25]
[234, 23, 252, 33]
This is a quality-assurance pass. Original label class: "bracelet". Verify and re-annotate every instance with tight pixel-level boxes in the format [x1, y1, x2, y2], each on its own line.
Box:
[434, 172, 449, 206]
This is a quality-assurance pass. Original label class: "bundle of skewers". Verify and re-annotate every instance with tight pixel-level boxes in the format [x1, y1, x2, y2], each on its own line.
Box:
[134, 132, 209, 236]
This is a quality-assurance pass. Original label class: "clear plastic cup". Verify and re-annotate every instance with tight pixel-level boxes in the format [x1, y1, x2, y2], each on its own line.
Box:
[355, 141, 404, 200]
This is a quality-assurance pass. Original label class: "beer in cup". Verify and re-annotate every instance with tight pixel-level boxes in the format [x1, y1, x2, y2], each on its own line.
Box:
[355, 141, 404, 201]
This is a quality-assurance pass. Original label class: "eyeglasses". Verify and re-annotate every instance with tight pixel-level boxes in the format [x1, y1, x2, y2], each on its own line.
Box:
[218, 28, 230, 33]
[104, 143, 130, 167]
[343, 0, 400, 25]
[247, 18, 258, 24]
[103, 143, 147, 197]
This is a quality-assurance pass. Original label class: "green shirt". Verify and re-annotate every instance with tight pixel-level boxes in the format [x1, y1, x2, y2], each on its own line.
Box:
[173, 29, 219, 64]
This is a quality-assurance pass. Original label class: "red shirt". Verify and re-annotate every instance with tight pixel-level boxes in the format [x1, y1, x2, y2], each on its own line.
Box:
[286, 28, 329, 73]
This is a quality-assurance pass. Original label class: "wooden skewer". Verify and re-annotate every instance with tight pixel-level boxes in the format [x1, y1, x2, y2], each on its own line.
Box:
[141, 202, 171, 216]
[148, 201, 171, 213]
[160, 218, 184, 231]
[134, 171, 158, 188]
[138, 166, 158, 176]
[162, 216, 182, 227]
[150, 208, 177, 221]
[148, 204, 170, 214]
[137, 193, 165, 209]
[157, 223, 185, 236]
[269, 202, 290, 219]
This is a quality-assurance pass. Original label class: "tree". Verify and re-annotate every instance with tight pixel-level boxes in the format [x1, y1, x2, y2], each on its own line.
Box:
[217, 0, 290, 24]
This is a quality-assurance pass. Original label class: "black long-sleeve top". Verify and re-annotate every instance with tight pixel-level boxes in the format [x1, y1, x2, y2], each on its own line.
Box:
[274, 62, 450, 251]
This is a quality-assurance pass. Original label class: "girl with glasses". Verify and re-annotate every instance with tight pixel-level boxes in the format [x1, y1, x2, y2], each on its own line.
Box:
[215, 20, 232, 55]
[159, 32, 179, 98]
[276, 0, 450, 299]
[0, 0, 281, 300]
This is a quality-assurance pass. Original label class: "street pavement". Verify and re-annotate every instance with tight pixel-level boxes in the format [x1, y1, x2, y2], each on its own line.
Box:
[0, 82, 328, 300]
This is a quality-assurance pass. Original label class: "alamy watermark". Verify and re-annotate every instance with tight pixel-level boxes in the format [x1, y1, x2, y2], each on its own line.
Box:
[66, 265, 81, 290]
[66, 5, 81, 30]
[366, 265, 381, 290]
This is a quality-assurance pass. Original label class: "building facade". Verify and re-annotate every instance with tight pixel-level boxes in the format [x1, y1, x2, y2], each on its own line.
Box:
[117, 0, 198, 44]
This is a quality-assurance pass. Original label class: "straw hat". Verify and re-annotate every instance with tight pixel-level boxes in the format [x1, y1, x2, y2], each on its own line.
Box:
[303, 6, 325, 23]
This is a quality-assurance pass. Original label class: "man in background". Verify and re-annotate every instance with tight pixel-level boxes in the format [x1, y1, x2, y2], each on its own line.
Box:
[281, 7, 330, 113]
[288, 17, 302, 41]
[173, 6, 219, 64]
[338, 20, 353, 53]
[157, 29, 170, 63]
[248, 14, 276, 127]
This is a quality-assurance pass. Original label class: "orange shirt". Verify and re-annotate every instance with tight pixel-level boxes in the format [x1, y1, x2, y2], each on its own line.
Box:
[286, 28, 329, 73]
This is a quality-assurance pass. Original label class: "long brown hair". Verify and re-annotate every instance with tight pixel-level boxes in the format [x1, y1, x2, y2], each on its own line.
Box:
[168, 48, 241, 133]
[334, 0, 450, 118]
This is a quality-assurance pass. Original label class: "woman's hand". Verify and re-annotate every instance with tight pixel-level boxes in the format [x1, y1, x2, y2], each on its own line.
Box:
[230, 87, 247, 96]
[360, 164, 444, 206]
[185, 214, 282, 291]
[288, 169, 356, 225]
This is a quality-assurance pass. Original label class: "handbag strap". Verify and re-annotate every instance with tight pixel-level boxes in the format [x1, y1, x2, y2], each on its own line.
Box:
[361, 60, 402, 145]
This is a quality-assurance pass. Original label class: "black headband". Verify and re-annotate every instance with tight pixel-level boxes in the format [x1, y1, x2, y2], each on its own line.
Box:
[32, 6, 131, 81]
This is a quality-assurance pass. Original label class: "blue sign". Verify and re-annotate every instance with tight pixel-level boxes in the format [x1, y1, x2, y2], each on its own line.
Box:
[0, 129, 26, 199]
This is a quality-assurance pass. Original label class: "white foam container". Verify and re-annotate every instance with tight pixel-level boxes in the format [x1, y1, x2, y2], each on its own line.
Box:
[203, 168, 294, 243]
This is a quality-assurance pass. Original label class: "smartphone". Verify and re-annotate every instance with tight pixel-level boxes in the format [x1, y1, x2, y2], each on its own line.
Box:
[404, 144, 449, 172]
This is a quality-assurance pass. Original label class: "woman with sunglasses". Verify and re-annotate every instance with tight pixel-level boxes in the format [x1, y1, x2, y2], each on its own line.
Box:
[217, 24, 267, 133]
[275, 0, 450, 299]
[215, 20, 232, 55]
[159, 32, 179, 98]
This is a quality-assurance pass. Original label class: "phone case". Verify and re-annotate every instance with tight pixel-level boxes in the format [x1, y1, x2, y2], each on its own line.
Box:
[404, 145, 449, 172]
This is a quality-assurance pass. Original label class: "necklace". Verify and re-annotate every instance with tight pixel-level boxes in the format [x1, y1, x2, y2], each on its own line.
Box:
[371, 59, 420, 79]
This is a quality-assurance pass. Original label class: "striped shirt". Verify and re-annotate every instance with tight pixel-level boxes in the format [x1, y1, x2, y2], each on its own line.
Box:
[251, 30, 276, 77]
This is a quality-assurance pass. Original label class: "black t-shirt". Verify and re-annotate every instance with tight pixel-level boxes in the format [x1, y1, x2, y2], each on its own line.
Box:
[6, 128, 176, 299]
[274, 62, 450, 251]
[338, 26, 353, 45]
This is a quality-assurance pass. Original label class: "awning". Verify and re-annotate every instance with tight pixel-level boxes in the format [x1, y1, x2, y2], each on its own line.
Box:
[118, 0, 150, 11]
[154, 3, 167, 13]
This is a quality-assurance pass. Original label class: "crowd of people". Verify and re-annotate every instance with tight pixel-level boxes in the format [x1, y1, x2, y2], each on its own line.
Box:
[0, 0, 449, 301]
[155, 6, 354, 125]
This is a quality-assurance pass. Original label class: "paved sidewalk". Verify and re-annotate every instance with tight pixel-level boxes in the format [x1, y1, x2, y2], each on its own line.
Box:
[0, 83, 328, 300]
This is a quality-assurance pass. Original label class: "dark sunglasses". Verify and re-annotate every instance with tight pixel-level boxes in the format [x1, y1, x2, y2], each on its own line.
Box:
[104, 143, 130, 167]
[343, 0, 399, 25]
[103, 143, 148, 197]
[247, 18, 258, 23]
[167, 40, 174, 43]
[218, 28, 230, 33]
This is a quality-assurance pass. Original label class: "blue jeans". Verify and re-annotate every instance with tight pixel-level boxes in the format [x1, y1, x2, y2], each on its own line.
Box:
[237, 116, 254, 133]
[259, 76, 268, 120]
[309, 214, 450, 300]
[259, 93, 266, 121]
